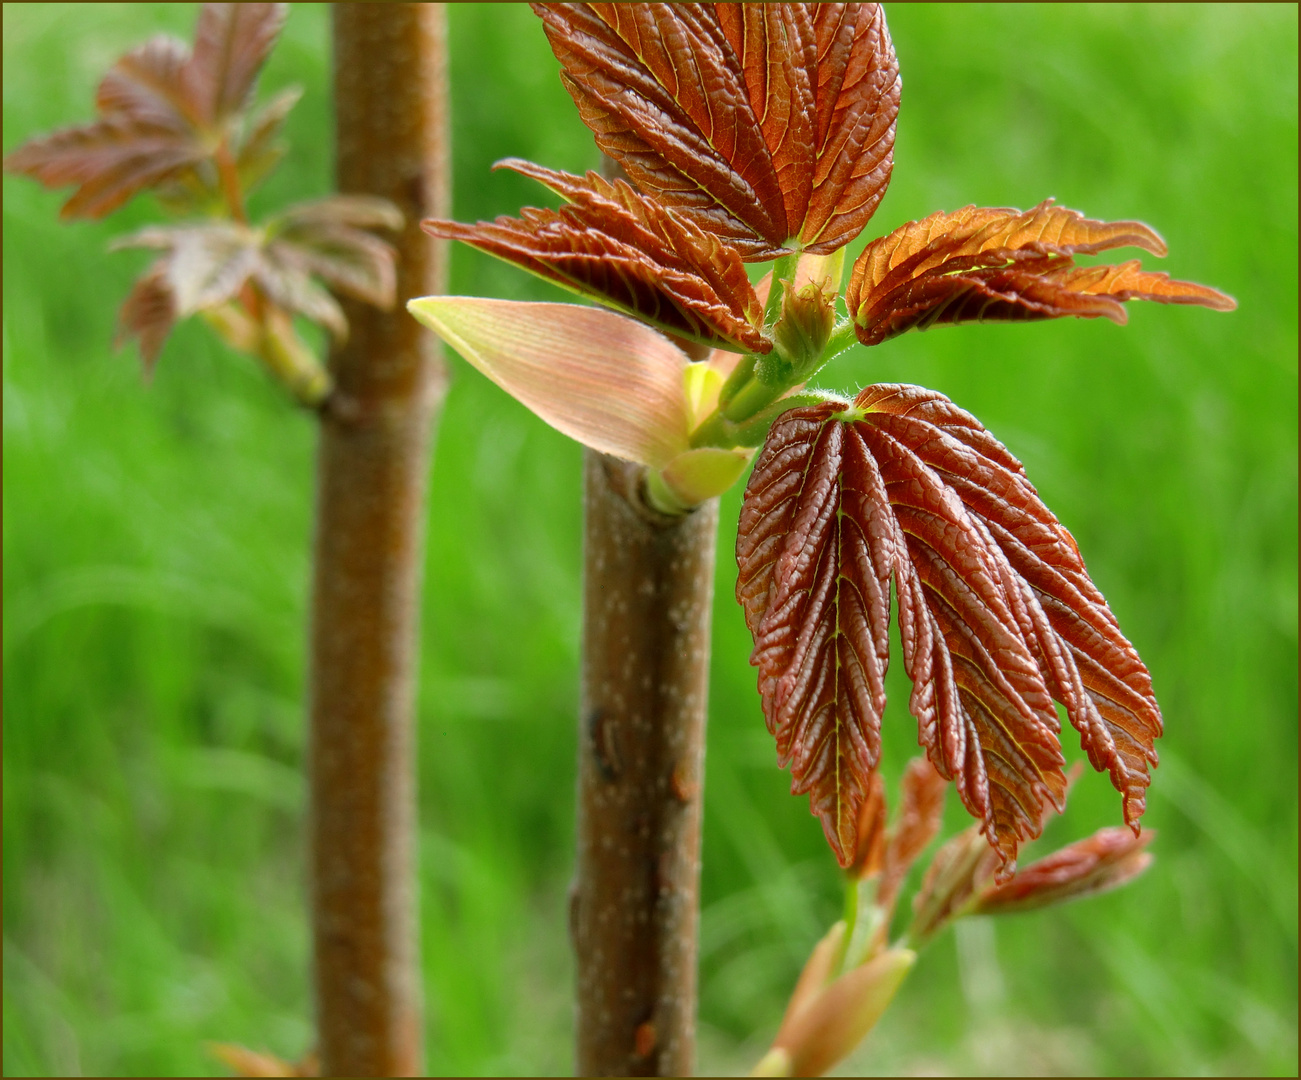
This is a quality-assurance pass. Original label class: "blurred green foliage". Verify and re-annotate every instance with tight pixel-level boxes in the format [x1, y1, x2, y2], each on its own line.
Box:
[3, 4, 1296, 1076]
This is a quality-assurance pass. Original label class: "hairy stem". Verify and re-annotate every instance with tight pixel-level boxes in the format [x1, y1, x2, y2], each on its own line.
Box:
[309, 6, 449, 1075]
[574, 451, 719, 1076]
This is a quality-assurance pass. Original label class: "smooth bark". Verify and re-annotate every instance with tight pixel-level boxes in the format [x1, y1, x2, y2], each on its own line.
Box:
[573, 451, 719, 1076]
[308, 6, 449, 1075]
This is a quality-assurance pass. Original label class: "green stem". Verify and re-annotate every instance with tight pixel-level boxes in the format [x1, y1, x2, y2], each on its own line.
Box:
[824, 317, 859, 360]
[691, 391, 840, 450]
[723, 374, 786, 422]
[717, 352, 757, 410]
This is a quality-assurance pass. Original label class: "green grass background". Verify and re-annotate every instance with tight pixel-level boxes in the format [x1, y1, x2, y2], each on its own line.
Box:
[3, 4, 1296, 1076]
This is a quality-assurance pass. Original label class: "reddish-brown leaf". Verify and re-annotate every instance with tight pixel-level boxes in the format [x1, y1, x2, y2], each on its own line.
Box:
[184, 3, 287, 127]
[270, 195, 403, 310]
[848, 769, 887, 879]
[847, 201, 1236, 346]
[274, 194, 404, 235]
[878, 756, 948, 908]
[714, 4, 817, 241]
[115, 262, 177, 372]
[4, 4, 289, 220]
[907, 824, 998, 942]
[803, 4, 900, 253]
[5, 119, 204, 220]
[235, 85, 302, 193]
[533, 4, 898, 259]
[423, 160, 767, 352]
[736, 402, 906, 861]
[856, 384, 1162, 831]
[738, 383, 1161, 871]
[96, 35, 197, 130]
[973, 826, 1154, 914]
[533, 3, 788, 258]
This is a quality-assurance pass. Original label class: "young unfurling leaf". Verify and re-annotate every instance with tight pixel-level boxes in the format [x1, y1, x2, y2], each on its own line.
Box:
[533, 3, 899, 259]
[737, 383, 1162, 873]
[183, 3, 288, 128]
[4, 4, 289, 220]
[268, 195, 404, 312]
[847, 201, 1236, 346]
[877, 756, 948, 909]
[972, 826, 1154, 915]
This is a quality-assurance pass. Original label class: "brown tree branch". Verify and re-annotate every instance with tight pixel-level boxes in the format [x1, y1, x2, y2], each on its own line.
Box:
[573, 451, 719, 1076]
[309, 6, 449, 1075]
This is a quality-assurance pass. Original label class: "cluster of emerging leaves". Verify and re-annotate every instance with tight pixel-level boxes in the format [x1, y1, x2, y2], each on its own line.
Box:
[4, 2, 402, 406]
[755, 758, 1153, 1076]
[412, 1, 1232, 873]
[409, 9, 1233, 1067]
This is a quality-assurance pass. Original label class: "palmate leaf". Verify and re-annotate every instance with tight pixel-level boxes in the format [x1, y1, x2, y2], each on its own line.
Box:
[4, 3, 288, 219]
[533, 3, 899, 260]
[737, 384, 1162, 872]
[111, 221, 262, 367]
[847, 201, 1236, 346]
[109, 202, 400, 366]
[112, 221, 262, 315]
[269, 195, 404, 311]
[424, 160, 767, 353]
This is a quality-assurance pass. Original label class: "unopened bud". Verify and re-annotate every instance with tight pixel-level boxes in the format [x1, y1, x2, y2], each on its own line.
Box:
[258, 304, 332, 407]
[907, 825, 998, 945]
[647, 445, 754, 513]
[773, 275, 836, 372]
[774, 921, 847, 1046]
[771, 947, 916, 1077]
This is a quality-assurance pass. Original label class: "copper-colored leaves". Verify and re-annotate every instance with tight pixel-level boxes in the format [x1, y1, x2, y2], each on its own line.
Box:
[111, 197, 401, 366]
[5, 4, 288, 220]
[424, 161, 767, 353]
[805, 4, 900, 254]
[973, 826, 1154, 914]
[737, 405, 897, 861]
[737, 383, 1162, 872]
[533, 3, 898, 260]
[847, 201, 1237, 346]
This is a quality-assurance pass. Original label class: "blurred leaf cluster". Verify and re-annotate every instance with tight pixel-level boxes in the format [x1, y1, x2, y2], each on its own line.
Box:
[3, 4, 1296, 1076]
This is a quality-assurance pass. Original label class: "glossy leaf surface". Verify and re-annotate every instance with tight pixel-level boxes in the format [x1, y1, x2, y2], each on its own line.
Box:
[847, 201, 1236, 346]
[533, 3, 898, 258]
[737, 384, 1162, 870]
[424, 161, 767, 353]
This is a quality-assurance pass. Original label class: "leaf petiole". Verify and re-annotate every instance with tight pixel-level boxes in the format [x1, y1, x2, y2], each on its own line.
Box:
[691, 391, 845, 450]
[823, 318, 859, 362]
[717, 352, 757, 410]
